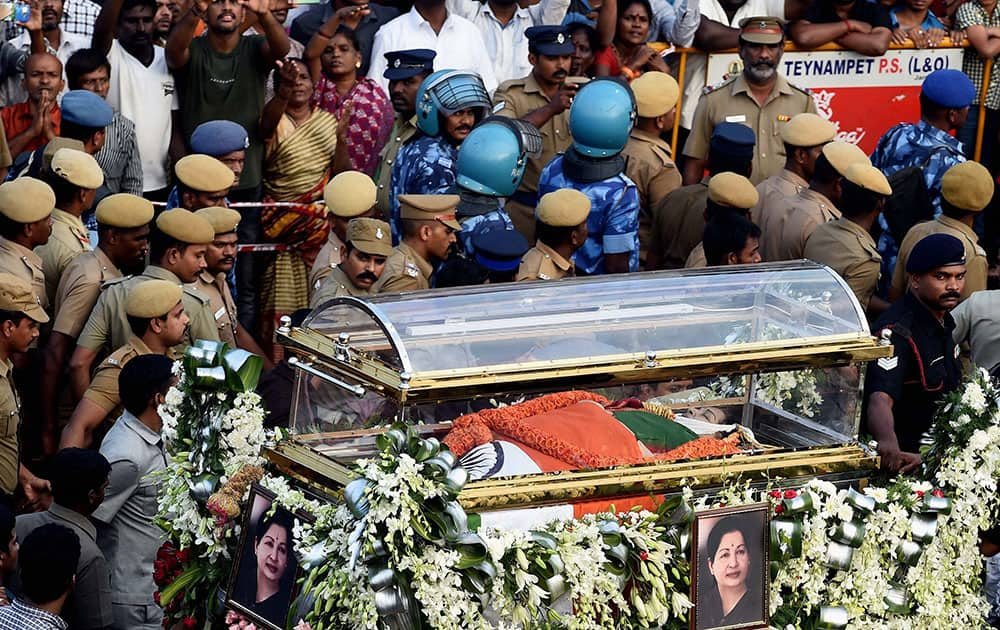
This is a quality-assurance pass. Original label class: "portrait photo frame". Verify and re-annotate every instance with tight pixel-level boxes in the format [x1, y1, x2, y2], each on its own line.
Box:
[690, 502, 770, 630]
[226, 482, 315, 630]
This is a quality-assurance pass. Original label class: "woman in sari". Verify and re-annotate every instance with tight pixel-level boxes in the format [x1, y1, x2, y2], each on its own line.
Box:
[258, 58, 350, 359]
[305, 22, 394, 176]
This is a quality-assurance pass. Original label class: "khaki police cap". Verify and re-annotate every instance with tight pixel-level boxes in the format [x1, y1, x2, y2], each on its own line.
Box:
[780, 113, 836, 147]
[347, 217, 393, 257]
[175, 154, 235, 193]
[155, 208, 215, 244]
[50, 148, 104, 189]
[195, 206, 241, 234]
[536, 189, 591, 227]
[941, 160, 994, 212]
[739, 16, 786, 44]
[631, 71, 679, 118]
[324, 171, 377, 218]
[708, 172, 759, 209]
[398, 194, 463, 231]
[844, 163, 892, 196]
[821, 141, 870, 177]
[42, 138, 85, 171]
[0, 177, 55, 224]
[0, 272, 48, 323]
[95, 194, 154, 228]
[126, 279, 182, 318]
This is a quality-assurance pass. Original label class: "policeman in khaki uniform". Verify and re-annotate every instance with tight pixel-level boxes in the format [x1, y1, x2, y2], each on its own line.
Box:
[760, 141, 870, 262]
[0, 177, 56, 311]
[311, 218, 393, 307]
[493, 25, 576, 242]
[70, 209, 219, 399]
[309, 171, 381, 297]
[193, 207, 256, 353]
[682, 17, 818, 186]
[891, 161, 994, 302]
[621, 72, 682, 257]
[0, 274, 49, 500]
[685, 173, 759, 268]
[61, 280, 186, 450]
[517, 189, 589, 281]
[753, 113, 836, 233]
[804, 164, 892, 313]
[173, 154, 234, 211]
[35, 148, 104, 305]
[375, 194, 461, 293]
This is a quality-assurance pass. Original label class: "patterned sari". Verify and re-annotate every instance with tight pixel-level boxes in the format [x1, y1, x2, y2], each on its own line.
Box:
[259, 108, 339, 360]
[311, 75, 394, 176]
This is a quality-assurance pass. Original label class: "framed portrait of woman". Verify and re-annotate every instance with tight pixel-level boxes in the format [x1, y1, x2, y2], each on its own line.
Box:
[690, 503, 770, 630]
[226, 483, 314, 630]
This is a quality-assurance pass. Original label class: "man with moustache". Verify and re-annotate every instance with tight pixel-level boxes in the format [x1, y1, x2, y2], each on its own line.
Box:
[311, 217, 393, 306]
[682, 17, 817, 186]
[373, 49, 434, 217]
[152, 0, 175, 45]
[310, 170, 382, 295]
[375, 194, 461, 292]
[2, 53, 63, 157]
[493, 25, 576, 242]
[93, 0, 178, 200]
[865, 233, 966, 474]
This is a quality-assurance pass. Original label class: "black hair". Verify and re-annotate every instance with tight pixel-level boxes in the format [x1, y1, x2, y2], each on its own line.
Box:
[119, 354, 175, 416]
[919, 92, 954, 120]
[618, 0, 653, 21]
[255, 507, 295, 546]
[43, 167, 86, 207]
[706, 515, 754, 562]
[125, 314, 154, 338]
[65, 48, 111, 90]
[939, 198, 978, 220]
[568, 23, 599, 53]
[812, 152, 841, 184]
[535, 221, 580, 249]
[49, 448, 111, 508]
[0, 214, 24, 240]
[60, 120, 103, 146]
[0, 504, 14, 557]
[707, 152, 752, 178]
[704, 199, 750, 222]
[19, 523, 81, 605]
[329, 25, 360, 52]
[0, 309, 26, 327]
[400, 218, 425, 239]
[433, 256, 489, 288]
[274, 57, 309, 92]
[148, 223, 189, 264]
[703, 214, 761, 266]
[120, 0, 156, 17]
[840, 179, 886, 218]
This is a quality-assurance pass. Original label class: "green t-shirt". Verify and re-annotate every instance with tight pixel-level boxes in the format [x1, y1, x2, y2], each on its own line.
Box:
[178, 35, 268, 191]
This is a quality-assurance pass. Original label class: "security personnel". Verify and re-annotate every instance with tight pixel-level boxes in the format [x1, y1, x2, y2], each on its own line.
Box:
[493, 25, 576, 242]
[752, 113, 836, 229]
[0, 273, 49, 501]
[686, 172, 760, 268]
[309, 171, 381, 296]
[517, 189, 590, 281]
[891, 161, 993, 302]
[0, 177, 56, 311]
[471, 229, 530, 283]
[760, 141, 870, 261]
[374, 49, 436, 217]
[865, 233, 965, 473]
[647, 123, 755, 270]
[35, 148, 104, 305]
[311, 218, 393, 307]
[682, 17, 818, 186]
[173, 154, 234, 211]
[164, 122, 248, 210]
[804, 164, 892, 314]
[375, 194, 462, 293]
[61, 280, 186, 450]
[621, 71, 682, 264]
[69, 208, 218, 400]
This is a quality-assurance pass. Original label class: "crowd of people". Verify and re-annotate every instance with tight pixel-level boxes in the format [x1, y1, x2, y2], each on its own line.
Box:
[0, 0, 994, 623]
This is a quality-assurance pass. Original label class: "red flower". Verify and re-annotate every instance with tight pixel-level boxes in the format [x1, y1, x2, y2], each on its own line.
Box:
[153, 592, 161, 606]
[932, 489, 945, 498]
[915, 490, 924, 499]
[769, 490, 781, 498]
[176, 549, 190, 564]
[783, 489, 797, 499]
[639, 551, 649, 561]
[182, 617, 197, 629]
[775, 504, 785, 515]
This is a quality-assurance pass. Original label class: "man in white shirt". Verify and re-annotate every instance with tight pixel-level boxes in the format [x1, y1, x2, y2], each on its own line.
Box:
[367, 0, 498, 94]
[92, 0, 177, 198]
[444, 0, 570, 86]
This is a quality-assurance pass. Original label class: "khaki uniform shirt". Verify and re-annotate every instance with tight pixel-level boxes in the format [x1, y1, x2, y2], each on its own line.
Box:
[752, 169, 808, 224]
[375, 115, 419, 216]
[0, 236, 47, 311]
[952, 290, 1000, 371]
[494, 73, 572, 241]
[760, 187, 840, 262]
[892, 215, 988, 300]
[52, 248, 122, 339]
[77, 265, 219, 353]
[83, 336, 176, 419]
[803, 218, 882, 310]
[622, 128, 682, 264]
[0, 359, 18, 494]
[35, 208, 90, 306]
[516, 241, 575, 281]
[682, 74, 818, 185]
[310, 265, 369, 308]
[649, 178, 709, 269]
[684, 242, 707, 268]
[193, 271, 238, 348]
[308, 230, 346, 297]
[374, 242, 433, 293]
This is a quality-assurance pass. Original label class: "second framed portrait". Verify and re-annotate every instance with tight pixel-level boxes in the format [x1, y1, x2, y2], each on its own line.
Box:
[690, 502, 770, 630]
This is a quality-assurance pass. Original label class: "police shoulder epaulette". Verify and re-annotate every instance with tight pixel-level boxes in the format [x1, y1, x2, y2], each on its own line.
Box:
[102, 275, 131, 290]
[182, 285, 210, 305]
[787, 80, 811, 96]
[703, 75, 737, 95]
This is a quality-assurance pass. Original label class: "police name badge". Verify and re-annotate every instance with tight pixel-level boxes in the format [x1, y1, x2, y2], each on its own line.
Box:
[877, 356, 898, 371]
[725, 115, 747, 123]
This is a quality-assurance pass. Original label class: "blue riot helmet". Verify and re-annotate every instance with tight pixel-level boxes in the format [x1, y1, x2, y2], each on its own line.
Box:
[415, 69, 492, 137]
[569, 77, 637, 158]
[456, 117, 543, 197]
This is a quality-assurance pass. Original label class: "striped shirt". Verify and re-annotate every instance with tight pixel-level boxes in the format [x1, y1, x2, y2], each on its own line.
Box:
[86, 112, 144, 231]
[3, 0, 101, 40]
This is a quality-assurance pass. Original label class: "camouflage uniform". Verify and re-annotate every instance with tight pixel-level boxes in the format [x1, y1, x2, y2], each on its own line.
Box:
[389, 134, 459, 243]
